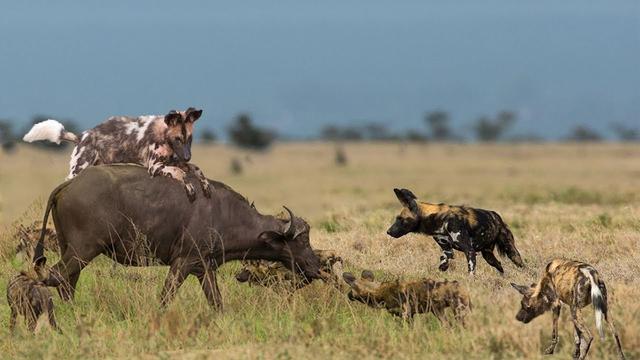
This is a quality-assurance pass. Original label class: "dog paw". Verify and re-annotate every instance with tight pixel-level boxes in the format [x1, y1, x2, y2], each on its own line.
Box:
[543, 345, 556, 355]
[202, 182, 212, 198]
[185, 184, 196, 202]
[438, 261, 449, 272]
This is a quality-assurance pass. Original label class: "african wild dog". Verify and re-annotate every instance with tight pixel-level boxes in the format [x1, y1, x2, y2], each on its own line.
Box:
[7, 257, 60, 333]
[343, 270, 471, 324]
[511, 259, 625, 360]
[235, 249, 344, 289]
[14, 221, 58, 260]
[23, 108, 209, 200]
[387, 188, 524, 275]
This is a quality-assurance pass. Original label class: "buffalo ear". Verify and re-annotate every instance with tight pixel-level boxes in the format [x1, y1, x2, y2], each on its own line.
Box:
[393, 188, 420, 214]
[258, 230, 285, 246]
[164, 111, 181, 126]
[343, 272, 356, 286]
[510, 282, 530, 295]
[361, 270, 375, 281]
[185, 108, 203, 123]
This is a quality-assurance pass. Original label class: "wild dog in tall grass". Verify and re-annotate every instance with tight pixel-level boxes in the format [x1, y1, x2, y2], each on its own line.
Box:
[387, 188, 524, 275]
[14, 221, 58, 260]
[23, 108, 209, 200]
[511, 259, 625, 360]
[342, 271, 471, 324]
[235, 249, 344, 289]
[6, 257, 60, 333]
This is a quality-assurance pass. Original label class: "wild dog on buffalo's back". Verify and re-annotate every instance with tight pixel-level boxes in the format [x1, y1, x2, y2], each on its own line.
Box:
[511, 259, 625, 360]
[23, 107, 209, 200]
[387, 188, 524, 275]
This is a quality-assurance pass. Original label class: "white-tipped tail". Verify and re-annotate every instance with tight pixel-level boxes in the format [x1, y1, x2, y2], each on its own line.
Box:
[23, 119, 66, 144]
[581, 268, 605, 339]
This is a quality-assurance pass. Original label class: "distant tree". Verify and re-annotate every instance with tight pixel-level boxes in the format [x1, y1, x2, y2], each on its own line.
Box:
[404, 129, 428, 142]
[320, 125, 364, 141]
[610, 123, 639, 141]
[227, 113, 276, 150]
[424, 111, 453, 141]
[200, 129, 217, 144]
[363, 123, 397, 141]
[567, 125, 603, 142]
[230, 157, 243, 175]
[472, 111, 516, 142]
[334, 146, 348, 166]
[0, 120, 17, 153]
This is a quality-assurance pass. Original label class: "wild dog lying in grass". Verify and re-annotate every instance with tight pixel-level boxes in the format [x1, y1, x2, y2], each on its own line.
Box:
[235, 249, 344, 289]
[7, 257, 60, 333]
[387, 188, 524, 275]
[14, 221, 58, 259]
[511, 259, 625, 360]
[342, 270, 471, 324]
[23, 108, 209, 200]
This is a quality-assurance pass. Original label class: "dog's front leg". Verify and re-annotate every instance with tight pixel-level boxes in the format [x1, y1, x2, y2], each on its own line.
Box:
[183, 163, 212, 198]
[148, 158, 196, 201]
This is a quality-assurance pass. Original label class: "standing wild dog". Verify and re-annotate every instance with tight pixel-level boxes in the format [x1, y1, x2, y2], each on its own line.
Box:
[511, 259, 625, 360]
[23, 108, 209, 200]
[7, 257, 60, 333]
[387, 188, 524, 275]
[343, 270, 471, 324]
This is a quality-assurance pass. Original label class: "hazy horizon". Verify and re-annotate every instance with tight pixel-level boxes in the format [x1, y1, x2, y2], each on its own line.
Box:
[1, 1, 638, 139]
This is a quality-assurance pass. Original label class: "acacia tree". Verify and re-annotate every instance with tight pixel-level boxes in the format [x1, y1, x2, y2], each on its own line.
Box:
[227, 113, 276, 150]
[424, 111, 453, 141]
[472, 111, 516, 142]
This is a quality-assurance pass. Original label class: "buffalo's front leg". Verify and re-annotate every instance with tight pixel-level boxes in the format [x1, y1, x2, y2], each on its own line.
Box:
[160, 258, 190, 308]
[197, 268, 223, 310]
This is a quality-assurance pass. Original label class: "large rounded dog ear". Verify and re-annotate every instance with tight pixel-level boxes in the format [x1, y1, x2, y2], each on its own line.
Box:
[185, 107, 203, 123]
[393, 188, 420, 214]
[361, 270, 375, 281]
[510, 282, 531, 296]
[343, 272, 357, 286]
[164, 110, 181, 126]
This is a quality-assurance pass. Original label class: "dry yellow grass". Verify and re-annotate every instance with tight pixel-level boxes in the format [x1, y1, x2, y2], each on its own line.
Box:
[0, 142, 638, 359]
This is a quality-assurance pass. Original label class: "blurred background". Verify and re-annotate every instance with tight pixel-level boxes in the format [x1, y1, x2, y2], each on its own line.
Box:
[1, 0, 639, 150]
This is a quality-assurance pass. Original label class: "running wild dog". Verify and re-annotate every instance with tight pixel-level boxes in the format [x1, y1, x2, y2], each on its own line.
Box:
[343, 271, 471, 324]
[7, 257, 60, 333]
[23, 108, 209, 200]
[511, 259, 625, 360]
[387, 188, 524, 274]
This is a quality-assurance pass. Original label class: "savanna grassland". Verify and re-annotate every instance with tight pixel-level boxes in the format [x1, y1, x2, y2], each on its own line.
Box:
[0, 143, 639, 359]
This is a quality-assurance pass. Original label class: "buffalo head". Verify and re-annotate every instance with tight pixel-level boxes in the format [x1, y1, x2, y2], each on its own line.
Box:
[258, 206, 321, 282]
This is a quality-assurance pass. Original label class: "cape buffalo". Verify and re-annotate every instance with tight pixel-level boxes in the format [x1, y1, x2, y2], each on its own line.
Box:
[33, 164, 322, 309]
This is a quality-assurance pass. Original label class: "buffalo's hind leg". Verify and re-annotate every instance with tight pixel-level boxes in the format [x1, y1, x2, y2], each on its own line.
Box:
[50, 247, 100, 301]
[196, 267, 223, 311]
[160, 258, 190, 308]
